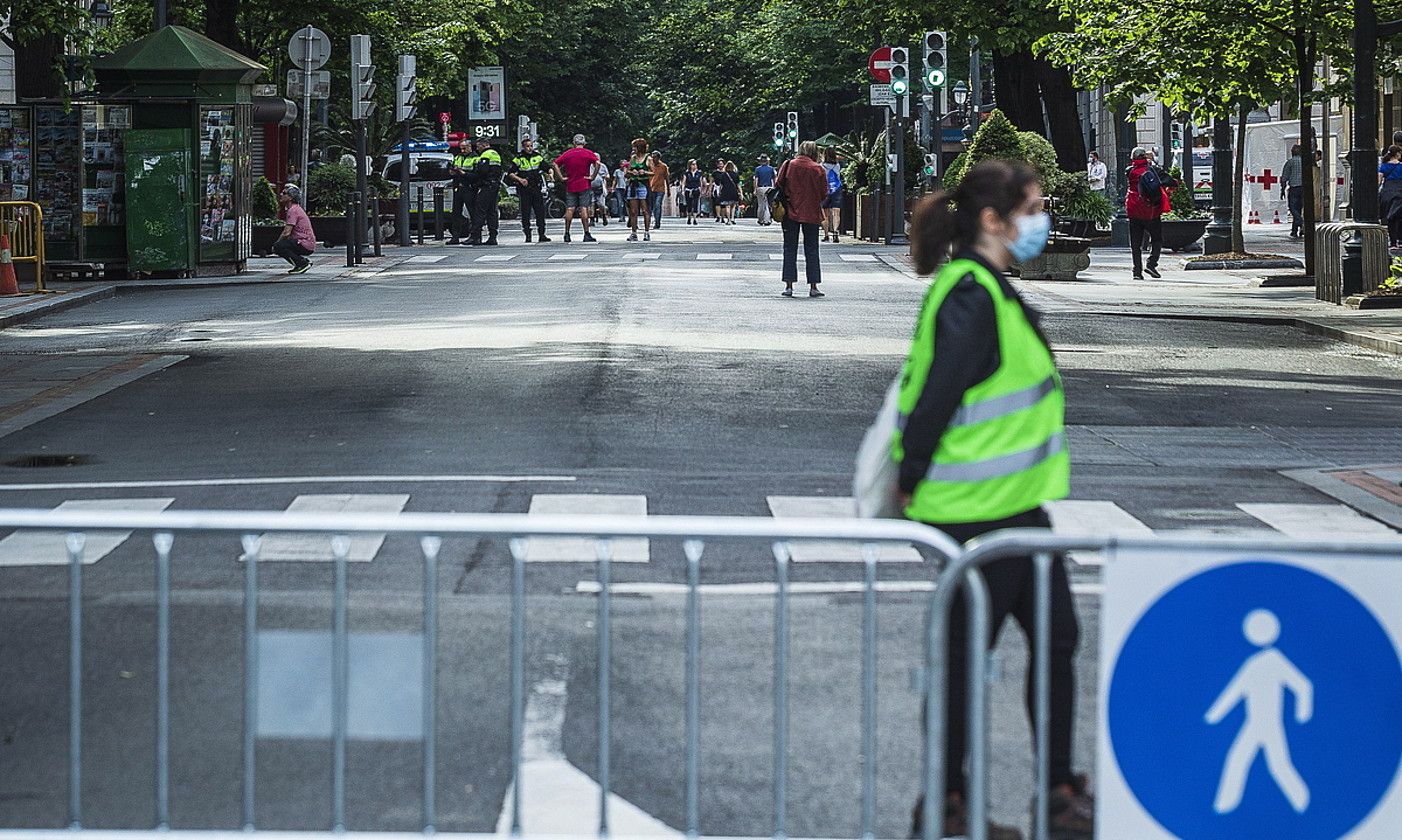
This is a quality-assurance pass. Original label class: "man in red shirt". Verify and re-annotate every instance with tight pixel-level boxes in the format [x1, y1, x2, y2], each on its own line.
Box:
[1124, 147, 1170, 280]
[553, 134, 600, 243]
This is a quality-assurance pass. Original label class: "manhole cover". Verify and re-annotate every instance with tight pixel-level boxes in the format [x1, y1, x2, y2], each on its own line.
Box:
[3, 454, 93, 468]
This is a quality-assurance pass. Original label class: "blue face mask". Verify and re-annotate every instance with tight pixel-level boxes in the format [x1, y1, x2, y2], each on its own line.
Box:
[1007, 212, 1052, 262]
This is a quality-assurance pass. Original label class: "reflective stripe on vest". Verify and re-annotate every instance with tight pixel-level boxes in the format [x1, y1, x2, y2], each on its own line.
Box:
[895, 258, 1068, 524]
[925, 431, 1065, 482]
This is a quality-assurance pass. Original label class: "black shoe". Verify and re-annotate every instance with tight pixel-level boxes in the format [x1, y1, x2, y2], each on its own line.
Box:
[809, 289, 825, 298]
[781, 288, 794, 297]
[1132, 273, 1144, 281]
[523, 232, 533, 243]
[485, 238, 498, 246]
[564, 232, 572, 243]
[1145, 266, 1161, 278]
[447, 239, 459, 245]
[538, 235, 552, 243]
[583, 233, 597, 243]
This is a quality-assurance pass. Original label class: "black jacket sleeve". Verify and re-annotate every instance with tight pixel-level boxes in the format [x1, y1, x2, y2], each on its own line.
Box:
[897, 276, 1000, 493]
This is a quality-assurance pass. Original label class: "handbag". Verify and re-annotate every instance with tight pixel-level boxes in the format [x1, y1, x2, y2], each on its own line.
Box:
[769, 162, 789, 211]
[852, 373, 904, 519]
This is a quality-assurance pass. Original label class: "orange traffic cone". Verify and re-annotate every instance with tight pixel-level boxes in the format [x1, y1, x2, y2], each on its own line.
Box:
[0, 226, 18, 296]
[1248, 210, 1261, 224]
[1272, 210, 1282, 224]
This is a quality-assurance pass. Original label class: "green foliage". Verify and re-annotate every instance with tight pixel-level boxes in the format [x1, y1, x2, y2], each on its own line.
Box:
[1165, 166, 1207, 219]
[251, 177, 280, 222]
[306, 164, 358, 216]
[1057, 174, 1114, 224]
[942, 110, 1080, 201]
[838, 134, 886, 196]
[1018, 131, 1076, 198]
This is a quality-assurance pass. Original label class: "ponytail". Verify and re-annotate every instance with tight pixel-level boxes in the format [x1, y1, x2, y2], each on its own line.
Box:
[910, 160, 1039, 275]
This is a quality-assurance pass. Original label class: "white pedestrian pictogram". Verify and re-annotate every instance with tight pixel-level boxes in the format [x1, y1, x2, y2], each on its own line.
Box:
[1205, 609, 1314, 814]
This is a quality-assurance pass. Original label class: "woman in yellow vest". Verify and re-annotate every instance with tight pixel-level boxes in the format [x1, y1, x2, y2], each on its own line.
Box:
[898, 160, 1092, 840]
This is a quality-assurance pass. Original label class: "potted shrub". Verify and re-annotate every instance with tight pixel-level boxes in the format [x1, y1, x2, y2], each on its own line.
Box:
[1162, 166, 1209, 251]
[1054, 173, 1114, 239]
[250, 177, 283, 257]
[306, 163, 358, 247]
[1352, 256, 1402, 309]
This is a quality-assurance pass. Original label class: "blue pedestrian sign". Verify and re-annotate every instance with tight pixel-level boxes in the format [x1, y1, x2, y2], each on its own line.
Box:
[1099, 552, 1402, 839]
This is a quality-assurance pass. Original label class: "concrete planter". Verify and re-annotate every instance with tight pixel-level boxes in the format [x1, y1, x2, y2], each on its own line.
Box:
[1015, 236, 1092, 281]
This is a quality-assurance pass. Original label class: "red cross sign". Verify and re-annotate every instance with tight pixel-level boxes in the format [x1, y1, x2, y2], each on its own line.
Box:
[1257, 169, 1279, 191]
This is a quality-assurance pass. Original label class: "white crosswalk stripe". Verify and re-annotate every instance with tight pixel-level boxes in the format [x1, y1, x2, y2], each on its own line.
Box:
[0, 498, 175, 566]
[696, 253, 733, 261]
[404, 255, 447, 263]
[1236, 503, 1398, 539]
[548, 254, 588, 261]
[253, 494, 410, 562]
[524, 494, 649, 562]
[475, 254, 517, 262]
[837, 254, 877, 262]
[765, 496, 921, 562]
[1045, 500, 1155, 567]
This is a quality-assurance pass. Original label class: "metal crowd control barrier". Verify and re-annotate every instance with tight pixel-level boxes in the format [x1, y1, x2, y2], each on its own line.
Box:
[921, 529, 1402, 840]
[1315, 221, 1388, 303]
[0, 508, 962, 838]
[0, 200, 47, 292]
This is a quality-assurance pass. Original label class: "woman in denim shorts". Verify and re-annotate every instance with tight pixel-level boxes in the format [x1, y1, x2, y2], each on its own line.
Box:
[626, 138, 654, 241]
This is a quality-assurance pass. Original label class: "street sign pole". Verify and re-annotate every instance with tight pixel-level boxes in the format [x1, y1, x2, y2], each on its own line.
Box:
[299, 26, 313, 201]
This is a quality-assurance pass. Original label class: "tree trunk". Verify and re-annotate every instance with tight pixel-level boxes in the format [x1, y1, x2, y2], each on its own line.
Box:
[204, 0, 240, 51]
[15, 33, 63, 99]
[1233, 102, 1249, 254]
[1297, 37, 1316, 276]
[1034, 56, 1087, 169]
[992, 49, 1043, 134]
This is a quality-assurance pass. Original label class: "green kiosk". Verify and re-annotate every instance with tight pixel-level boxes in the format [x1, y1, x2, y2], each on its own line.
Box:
[90, 26, 265, 276]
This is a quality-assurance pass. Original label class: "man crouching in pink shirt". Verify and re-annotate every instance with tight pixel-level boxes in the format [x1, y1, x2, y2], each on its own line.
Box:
[274, 184, 318, 274]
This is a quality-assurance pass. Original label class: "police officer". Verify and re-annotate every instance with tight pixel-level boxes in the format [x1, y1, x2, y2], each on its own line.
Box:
[510, 137, 552, 243]
[471, 137, 504, 246]
[899, 159, 1091, 840]
[447, 140, 478, 245]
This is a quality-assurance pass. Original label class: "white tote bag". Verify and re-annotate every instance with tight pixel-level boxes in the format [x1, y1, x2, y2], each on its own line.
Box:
[852, 374, 903, 519]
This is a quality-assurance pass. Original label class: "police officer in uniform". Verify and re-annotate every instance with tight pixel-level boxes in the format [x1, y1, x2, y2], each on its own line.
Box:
[471, 137, 504, 246]
[448, 141, 478, 245]
[899, 159, 1092, 840]
[510, 137, 552, 243]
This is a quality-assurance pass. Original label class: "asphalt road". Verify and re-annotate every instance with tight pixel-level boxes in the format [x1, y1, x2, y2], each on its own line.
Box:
[1, 220, 1399, 836]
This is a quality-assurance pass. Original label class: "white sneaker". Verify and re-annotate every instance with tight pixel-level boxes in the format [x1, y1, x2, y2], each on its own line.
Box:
[644, 232, 651, 241]
[627, 233, 637, 242]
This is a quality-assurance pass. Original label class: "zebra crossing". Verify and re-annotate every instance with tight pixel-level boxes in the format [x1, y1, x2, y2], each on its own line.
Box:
[0, 494, 1395, 568]
[441, 250, 893, 265]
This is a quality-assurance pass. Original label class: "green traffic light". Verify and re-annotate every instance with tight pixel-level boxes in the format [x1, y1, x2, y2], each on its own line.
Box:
[891, 79, 909, 95]
[925, 69, 946, 88]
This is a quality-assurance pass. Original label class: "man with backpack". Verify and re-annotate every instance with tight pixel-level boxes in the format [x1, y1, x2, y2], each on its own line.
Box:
[1124, 147, 1173, 280]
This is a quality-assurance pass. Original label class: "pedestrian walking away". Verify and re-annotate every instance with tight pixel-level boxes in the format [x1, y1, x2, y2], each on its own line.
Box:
[1125, 147, 1169, 279]
[612, 159, 629, 222]
[1281, 144, 1305, 238]
[509, 137, 552, 243]
[713, 159, 739, 224]
[272, 184, 316, 274]
[1379, 145, 1402, 247]
[448, 140, 478, 245]
[900, 159, 1092, 840]
[625, 138, 654, 242]
[648, 151, 670, 229]
[591, 163, 610, 227]
[753, 154, 776, 226]
[552, 134, 600, 243]
[470, 137, 504, 246]
[682, 160, 704, 225]
[820, 147, 843, 242]
[775, 140, 826, 297]
[1087, 150, 1108, 198]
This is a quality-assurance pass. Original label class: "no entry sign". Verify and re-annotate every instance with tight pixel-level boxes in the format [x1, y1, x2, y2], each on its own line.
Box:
[868, 47, 893, 83]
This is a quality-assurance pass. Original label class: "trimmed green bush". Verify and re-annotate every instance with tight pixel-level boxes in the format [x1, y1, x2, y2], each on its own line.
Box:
[306, 164, 358, 216]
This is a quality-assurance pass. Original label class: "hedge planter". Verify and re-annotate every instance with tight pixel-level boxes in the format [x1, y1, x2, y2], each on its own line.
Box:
[251, 224, 282, 257]
[1162, 219, 1209, 252]
[310, 216, 347, 248]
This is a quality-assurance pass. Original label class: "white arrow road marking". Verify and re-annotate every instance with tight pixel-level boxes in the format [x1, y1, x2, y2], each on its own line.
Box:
[495, 657, 680, 836]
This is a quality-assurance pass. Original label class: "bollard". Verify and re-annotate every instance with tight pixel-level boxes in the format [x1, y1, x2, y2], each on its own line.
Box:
[433, 187, 445, 241]
[345, 194, 356, 267]
[416, 187, 425, 246]
[371, 191, 382, 258]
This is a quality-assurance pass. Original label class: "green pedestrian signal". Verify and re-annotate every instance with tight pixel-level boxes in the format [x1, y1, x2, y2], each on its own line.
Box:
[923, 31, 947, 91]
[889, 47, 909, 96]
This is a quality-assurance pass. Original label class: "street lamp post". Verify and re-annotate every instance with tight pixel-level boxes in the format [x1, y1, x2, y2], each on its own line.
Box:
[1343, 0, 1399, 293]
[951, 81, 971, 150]
[1203, 115, 1234, 254]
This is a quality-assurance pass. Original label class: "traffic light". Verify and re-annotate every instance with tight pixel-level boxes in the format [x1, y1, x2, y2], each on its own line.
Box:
[395, 54, 417, 123]
[923, 31, 947, 90]
[1170, 121, 1183, 151]
[786, 111, 799, 141]
[350, 35, 375, 121]
[923, 153, 937, 177]
[773, 122, 786, 149]
[889, 47, 910, 96]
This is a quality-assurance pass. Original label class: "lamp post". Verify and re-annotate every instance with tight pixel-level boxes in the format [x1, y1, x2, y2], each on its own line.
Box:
[1203, 115, 1234, 254]
[952, 81, 971, 147]
[1343, 0, 1400, 292]
[89, 0, 113, 30]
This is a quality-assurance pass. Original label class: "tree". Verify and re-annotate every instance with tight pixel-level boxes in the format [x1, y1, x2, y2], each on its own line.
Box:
[1040, 0, 1350, 270]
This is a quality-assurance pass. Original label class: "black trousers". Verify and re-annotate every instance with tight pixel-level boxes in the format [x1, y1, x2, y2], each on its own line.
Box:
[474, 190, 499, 240]
[520, 185, 547, 235]
[451, 185, 476, 240]
[931, 506, 1080, 795]
[271, 238, 311, 267]
[781, 219, 821, 285]
[1128, 216, 1162, 275]
[1286, 185, 1303, 233]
